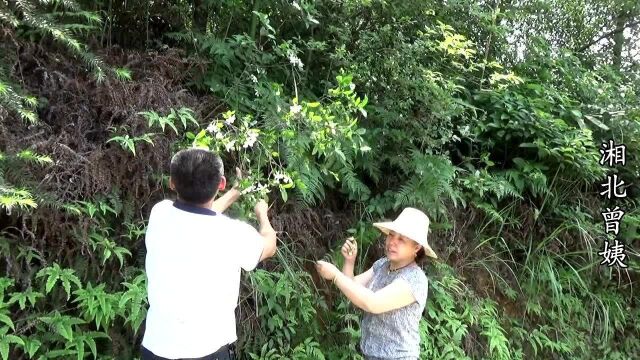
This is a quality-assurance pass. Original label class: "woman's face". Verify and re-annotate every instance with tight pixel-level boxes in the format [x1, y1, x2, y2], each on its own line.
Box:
[384, 231, 422, 262]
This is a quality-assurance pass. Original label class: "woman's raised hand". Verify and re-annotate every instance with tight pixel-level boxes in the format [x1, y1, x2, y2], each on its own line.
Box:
[341, 237, 358, 263]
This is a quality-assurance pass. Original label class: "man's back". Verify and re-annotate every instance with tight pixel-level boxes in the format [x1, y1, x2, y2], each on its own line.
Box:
[142, 199, 264, 359]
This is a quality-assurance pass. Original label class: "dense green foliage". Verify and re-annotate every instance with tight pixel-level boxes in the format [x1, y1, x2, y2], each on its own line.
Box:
[1, 0, 639, 359]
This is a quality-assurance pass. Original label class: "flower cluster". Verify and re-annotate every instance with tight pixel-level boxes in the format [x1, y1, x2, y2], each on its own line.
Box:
[288, 50, 304, 71]
[273, 173, 293, 184]
[241, 182, 269, 195]
[243, 129, 259, 148]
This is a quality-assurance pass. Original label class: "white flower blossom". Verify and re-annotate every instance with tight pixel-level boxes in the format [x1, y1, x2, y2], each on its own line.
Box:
[292, 1, 301, 11]
[250, 74, 258, 83]
[241, 185, 255, 195]
[255, 89, 260, 97]
[277, 105, 282, 113]
[255, 183, 268, 193]
[288, 51, 304, 70]
[215, 132, 224, 140]
[274, 173, 292, 184]
[224, 140, 236, 152]
[243, 130, 259, 148]
[290, 104, 302, 114]
[329, 122, 337, 135]
[207, 122, 219, 133]
[349, 83, 356, 91]
[225, 114, 236, 125]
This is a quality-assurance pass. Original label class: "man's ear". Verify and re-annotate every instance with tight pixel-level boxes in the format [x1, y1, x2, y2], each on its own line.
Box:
[218, 176, 227, 190]
[169, 176, 176, 191]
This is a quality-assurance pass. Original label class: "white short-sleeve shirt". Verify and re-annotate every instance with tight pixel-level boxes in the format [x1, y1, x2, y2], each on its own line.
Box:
[141, 199, 264, 359]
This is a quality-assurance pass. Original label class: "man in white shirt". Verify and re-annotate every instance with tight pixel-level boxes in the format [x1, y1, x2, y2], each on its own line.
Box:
[141, 148, 277, 360]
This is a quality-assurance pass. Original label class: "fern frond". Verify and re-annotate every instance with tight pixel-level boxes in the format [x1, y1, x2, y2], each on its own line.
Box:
[0, 4, 20, 27]
[0, 77, 38, 123]
[356, 153, 382, 183]
[475, 202, 504, 225]
[295, 165, 324, 206]
[0, 186, 38, 213]
[16, 150, 53, 165]
[37, 0, 80, 12]
[339, 167, 370, 201]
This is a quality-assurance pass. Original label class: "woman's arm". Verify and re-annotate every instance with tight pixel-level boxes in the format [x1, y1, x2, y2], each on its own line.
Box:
[316, 261, 415, 314]
[333, 272, 415, 314]
[353, 267, 374, 287]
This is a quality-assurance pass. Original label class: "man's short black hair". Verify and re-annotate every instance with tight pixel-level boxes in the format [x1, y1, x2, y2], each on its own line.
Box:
[416, 247, 427, 263]
[170, 148, 223, 204]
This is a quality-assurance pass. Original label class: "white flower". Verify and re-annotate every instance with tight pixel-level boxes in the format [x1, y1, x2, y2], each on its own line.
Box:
[292, 1, 301, 11]
[241, 185, 256, 195]
[206, 122, 219, 133]
[255, 183, 268, 193]
[243, 130, 259, 148]
[250, 74, 258, 83]
[224, 140, 236, 152]
[290, 104, 302, 114]
[328, 122, 336, 135]
[274, 173, 292, 184]
[225, 114, 236, 125]
[277, 105, 282, 113]
[255, 89, 260, 97]
[215, 132, 224, 140]
[288, 51, 304, 70]
[349, 83, 356, 91]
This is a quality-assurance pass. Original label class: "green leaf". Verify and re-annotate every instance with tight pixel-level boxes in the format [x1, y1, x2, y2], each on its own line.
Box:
[0, 341, 8, 360]
[126, 139, 136, 155]
[584, 115, 609, 130]
[45, 349, 77, 358]
[8, 293, 26, 310]
[6, 335, 22, 347]
[45, 274, 59, 294]
[86, 336, 97, 359]
[0, 314, 15, 331]
[62, 279, 72, 300]
[279, 187, 288, 202]
[57, 322, 73, 342]
[75, 338, 84, 360]
[114, 67, 132, 81]
[24, 339, 41, 358]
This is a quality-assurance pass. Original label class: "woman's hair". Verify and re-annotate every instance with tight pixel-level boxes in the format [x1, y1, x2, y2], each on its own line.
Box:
[415, 247, 426, 263]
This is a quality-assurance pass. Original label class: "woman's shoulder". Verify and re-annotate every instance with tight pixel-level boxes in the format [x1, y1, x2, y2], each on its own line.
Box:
[400, 265, 429, 307]
[402, 264, 429, 286]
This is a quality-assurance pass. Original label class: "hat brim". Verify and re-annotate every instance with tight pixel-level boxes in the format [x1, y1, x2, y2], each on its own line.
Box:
[373, 222, 438, 259]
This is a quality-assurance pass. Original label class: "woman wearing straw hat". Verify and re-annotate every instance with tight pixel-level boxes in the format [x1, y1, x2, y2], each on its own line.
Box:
[316, 208, 437, 360]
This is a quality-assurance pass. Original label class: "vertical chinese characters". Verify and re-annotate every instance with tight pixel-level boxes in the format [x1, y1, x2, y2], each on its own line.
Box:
[597, 140, 629, 268]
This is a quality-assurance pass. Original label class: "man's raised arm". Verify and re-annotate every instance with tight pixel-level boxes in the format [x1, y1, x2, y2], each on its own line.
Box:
[255, 200, 277, 261]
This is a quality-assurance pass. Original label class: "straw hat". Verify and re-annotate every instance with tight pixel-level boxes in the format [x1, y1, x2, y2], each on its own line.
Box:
[373, 207, 437, 259]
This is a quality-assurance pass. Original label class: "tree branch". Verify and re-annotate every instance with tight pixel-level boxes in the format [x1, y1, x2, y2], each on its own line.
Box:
[576, 18, 640, 53]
